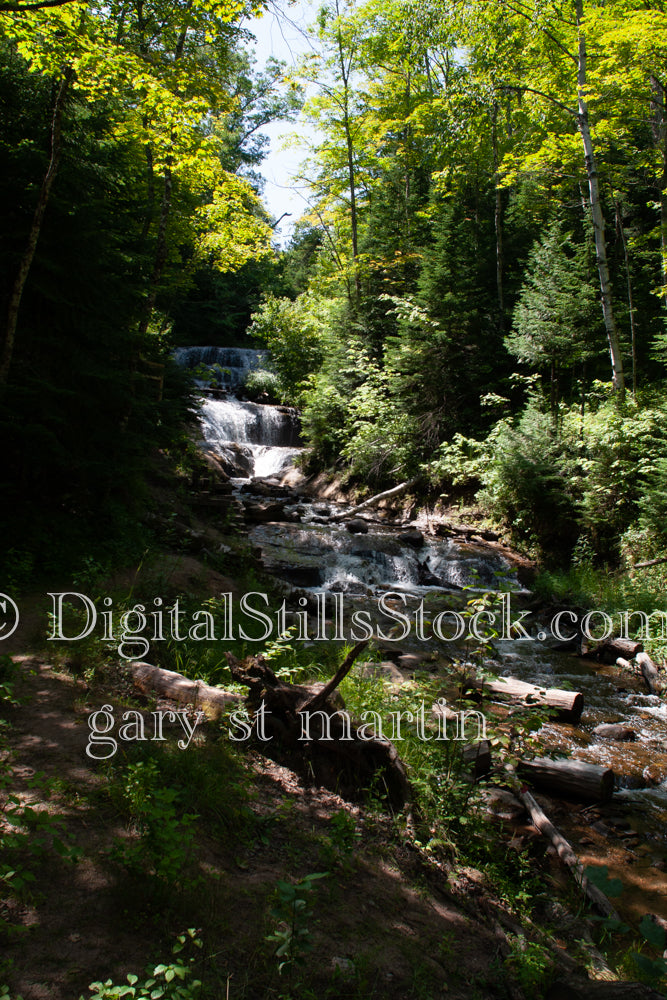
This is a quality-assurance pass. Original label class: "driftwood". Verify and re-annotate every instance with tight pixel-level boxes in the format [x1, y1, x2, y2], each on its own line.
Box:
[130, 661, 241, 718]
[616, 656, 634, 671]
[224, 640, 412, 809]
[633, 555, 667, 570]
[594, 637, 643, 664]
[330, 478, 417, 522]
[468, 675, 584, 724]
[519, 757, 614, 802]
[518, 787, 620, 921]
[636, 651, 661, 694]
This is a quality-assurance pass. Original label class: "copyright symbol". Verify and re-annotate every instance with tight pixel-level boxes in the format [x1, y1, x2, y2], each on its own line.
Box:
[0, 593, 20, 641]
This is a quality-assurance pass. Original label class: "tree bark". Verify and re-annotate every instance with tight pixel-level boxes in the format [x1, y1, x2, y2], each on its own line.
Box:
[330, 478, 418, 521]
[636, 651, 661, 694]
[138, 166, 172, 338]
[575, 1, 625, 394]
[491, 102, 505, 331]
[224, 642, 413, 808]
[468, 675, 584, 723]
[0, 68, 72, 387]
[615, 199, 637, 395]
[650, 75, 667, 304]
[518, 787, 619, 919]
[519, 757, 615, 801]
[130, 660, 241, 718]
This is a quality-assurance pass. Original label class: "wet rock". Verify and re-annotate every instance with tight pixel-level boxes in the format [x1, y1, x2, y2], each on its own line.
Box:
[593, 723, 637, 742]
[243, 502, 287, 523]
[328, 580, 372, 595]
[418, 565, 442, 586]
[397, 529, 424, 548]
[396, 653, 427, 671]
[345, 518, 369, 534]
[273, 564, 323, 588]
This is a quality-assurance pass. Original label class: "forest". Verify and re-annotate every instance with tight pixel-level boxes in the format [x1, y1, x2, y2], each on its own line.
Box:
[2, 0, 667, 998]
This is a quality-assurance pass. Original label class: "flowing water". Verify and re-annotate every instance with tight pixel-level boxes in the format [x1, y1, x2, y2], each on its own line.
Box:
[174, 345, 268, 387]
[183, 344, 667, 907]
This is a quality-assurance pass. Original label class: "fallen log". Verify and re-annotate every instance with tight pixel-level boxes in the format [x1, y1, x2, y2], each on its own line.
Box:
[595, 637, 643, 664]
[468, 675, 584, 724]
[330, 478, 418, 522]
[130, 661, 241, 719]
[615, 656, 633, 671]
[636, 651, 661, 694]
[462, 740, 492, 778]
[518, 787, 619, 921]
[519, 757, 614, 802]
[632, 555, 667, 570]
[224, 640, 412, 809]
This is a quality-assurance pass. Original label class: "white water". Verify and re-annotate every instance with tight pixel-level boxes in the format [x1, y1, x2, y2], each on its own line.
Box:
[199, 397, 301, 478]
[174, 346, 268, 387]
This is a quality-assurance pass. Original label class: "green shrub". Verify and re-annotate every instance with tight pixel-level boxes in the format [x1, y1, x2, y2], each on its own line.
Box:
[244, 368, 282, 403]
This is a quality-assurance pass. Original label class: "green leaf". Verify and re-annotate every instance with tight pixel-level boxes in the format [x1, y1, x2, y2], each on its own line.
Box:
[639, 915, 666, 950]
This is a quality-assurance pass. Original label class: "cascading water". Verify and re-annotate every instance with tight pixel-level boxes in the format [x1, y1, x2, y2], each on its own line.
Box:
[176, 346, 667, 882]
[174, 345, 268, 388]
[174, 345, 302, 478]
[199, 397, 301, 479]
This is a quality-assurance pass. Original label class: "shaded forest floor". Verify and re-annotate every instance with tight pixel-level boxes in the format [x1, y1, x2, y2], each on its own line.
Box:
[1, 656, 515, 1000]
[1, 648, 662, 1000]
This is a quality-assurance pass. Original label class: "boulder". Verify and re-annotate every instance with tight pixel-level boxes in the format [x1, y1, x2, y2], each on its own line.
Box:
[397, 529, 424, 548]
[346, 518, 369, 534]
[243, 501, 287, 523]
[592, 723, 637, 742]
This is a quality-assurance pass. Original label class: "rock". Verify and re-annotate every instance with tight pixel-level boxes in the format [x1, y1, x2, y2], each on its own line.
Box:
[312, 503, 330, 516]
[331, 957, 354, 975]
[593, 723, 637, 742]
[274, 564, 323, 588]
[345, 518, 369, 534]
[396, 653, 426, 671]
[243, 502, 287, 523]
[479, 529, 500, 541]
[397, 529, 424, 548]
[358, 661, 405, 688]
[478, 788, 526, 824]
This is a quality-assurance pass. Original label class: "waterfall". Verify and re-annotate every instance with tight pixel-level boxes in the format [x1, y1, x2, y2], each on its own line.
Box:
[173, 345, 302, 479]
[199, 397, 301, 479]
[174, 345, 268, 387]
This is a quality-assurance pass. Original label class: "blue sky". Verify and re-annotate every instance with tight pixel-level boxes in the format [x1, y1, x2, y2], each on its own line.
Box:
[245, 1, 319, 243]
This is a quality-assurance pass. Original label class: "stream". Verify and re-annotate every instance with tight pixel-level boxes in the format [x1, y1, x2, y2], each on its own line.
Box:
[183, 347, 667, 917]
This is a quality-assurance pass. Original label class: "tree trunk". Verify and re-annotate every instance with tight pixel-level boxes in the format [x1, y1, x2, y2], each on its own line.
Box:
[130, 661, 241, 718]
[491, 102, 505, 331]
[468, 675, 584, 723]
[575, 1, 625, 394]
[0, 68, 72, 387]
[519, 757, 615, 801]
[335, 22, 360, 304]
[138, 166, 172, 338]
[518, 787, 619, 918]
[615, 199, 637, 395]
[331, 478, 418, 521]
[650, 75, 667, 304]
